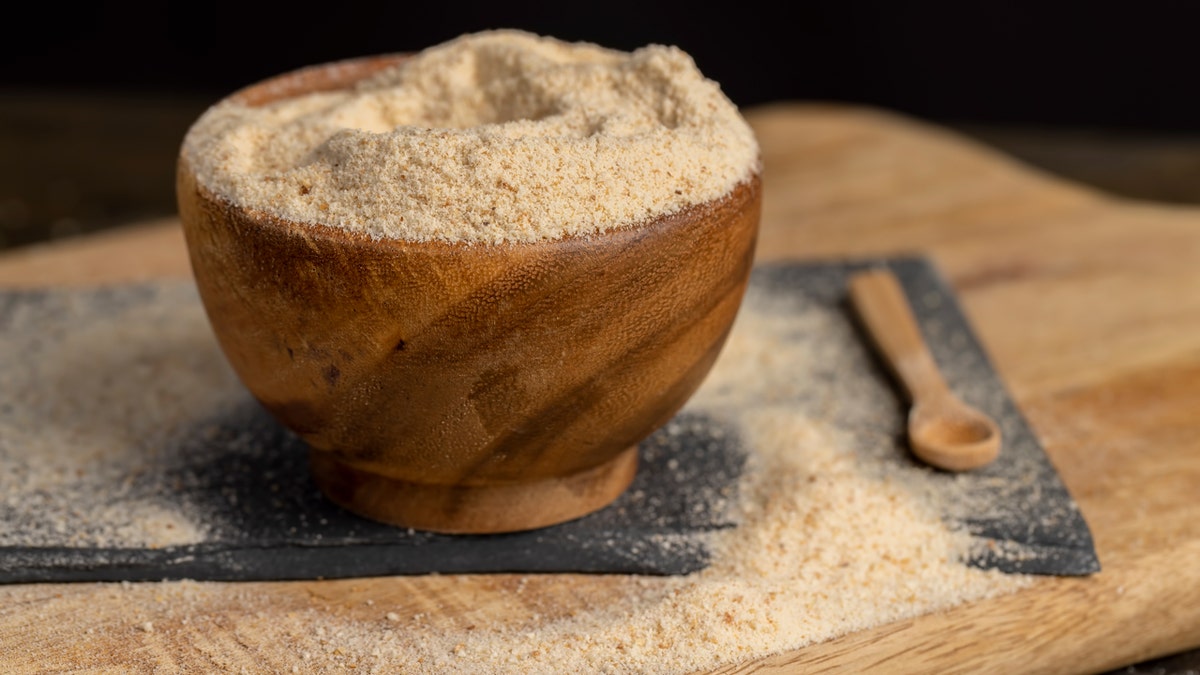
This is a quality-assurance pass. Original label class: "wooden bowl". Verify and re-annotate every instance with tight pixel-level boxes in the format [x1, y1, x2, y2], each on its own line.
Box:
[176, 54, 762, 533]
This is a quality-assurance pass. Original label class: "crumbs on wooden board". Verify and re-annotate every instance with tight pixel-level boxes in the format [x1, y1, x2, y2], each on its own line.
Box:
[0, 282, 1033, 674]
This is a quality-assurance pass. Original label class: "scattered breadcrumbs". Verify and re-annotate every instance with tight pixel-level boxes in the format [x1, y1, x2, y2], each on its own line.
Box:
[0, 291, 225, 548]
[0, 283, 1032, 673]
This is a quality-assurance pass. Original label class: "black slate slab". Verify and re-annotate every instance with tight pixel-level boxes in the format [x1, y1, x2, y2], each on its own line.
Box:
[756, 258, 1100, 576]
[0, 257, 1100, 583]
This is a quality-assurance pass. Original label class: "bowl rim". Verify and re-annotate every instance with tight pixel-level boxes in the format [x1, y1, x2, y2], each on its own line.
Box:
[181, 156, 761, 259]
[180, 52, 763, 254]
[227, 52, 412, 108]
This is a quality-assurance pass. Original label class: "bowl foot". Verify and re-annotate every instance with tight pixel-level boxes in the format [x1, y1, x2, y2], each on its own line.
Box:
[310, 446, 639, 534]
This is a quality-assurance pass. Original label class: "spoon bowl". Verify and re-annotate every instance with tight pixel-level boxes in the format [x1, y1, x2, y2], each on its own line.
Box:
[908, 398, 1001, 472]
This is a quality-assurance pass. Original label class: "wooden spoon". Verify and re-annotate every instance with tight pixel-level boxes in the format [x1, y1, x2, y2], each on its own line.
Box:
[848, 267, 1001, 471]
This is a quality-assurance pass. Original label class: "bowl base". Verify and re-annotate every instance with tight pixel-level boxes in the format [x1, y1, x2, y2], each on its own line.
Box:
[310, 446, 639, 534]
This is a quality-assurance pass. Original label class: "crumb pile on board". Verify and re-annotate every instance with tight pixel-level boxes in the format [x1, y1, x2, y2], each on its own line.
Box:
[0, 279, 1033, 674]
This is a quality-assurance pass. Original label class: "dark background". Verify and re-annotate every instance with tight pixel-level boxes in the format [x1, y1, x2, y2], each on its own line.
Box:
[3, 5, 1200, 672]
[3, 1, 1200, 251]
[6, 1, 1200, 130]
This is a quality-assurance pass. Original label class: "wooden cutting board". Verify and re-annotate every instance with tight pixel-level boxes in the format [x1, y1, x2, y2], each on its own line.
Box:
[2, 103, 1198, 673]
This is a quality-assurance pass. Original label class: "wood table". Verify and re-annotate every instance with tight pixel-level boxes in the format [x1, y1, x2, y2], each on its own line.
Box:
[2, 103, 1198, 673]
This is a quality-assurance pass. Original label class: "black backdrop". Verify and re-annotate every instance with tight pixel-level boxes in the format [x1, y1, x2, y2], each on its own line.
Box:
[5, 1, 1200, 131]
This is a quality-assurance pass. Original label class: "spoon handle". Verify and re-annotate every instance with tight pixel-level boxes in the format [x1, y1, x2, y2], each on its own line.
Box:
[847, 267, 949, 403]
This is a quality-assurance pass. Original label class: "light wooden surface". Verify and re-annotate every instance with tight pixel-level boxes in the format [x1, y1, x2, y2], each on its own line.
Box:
[2, 102, 1199, 673]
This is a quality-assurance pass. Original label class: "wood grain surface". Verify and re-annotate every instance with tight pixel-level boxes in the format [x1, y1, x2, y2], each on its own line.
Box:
[2, 102, 1199, 673]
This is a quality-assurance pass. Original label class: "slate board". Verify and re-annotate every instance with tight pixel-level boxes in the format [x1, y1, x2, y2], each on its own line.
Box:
[0, 257, 1100, 583]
